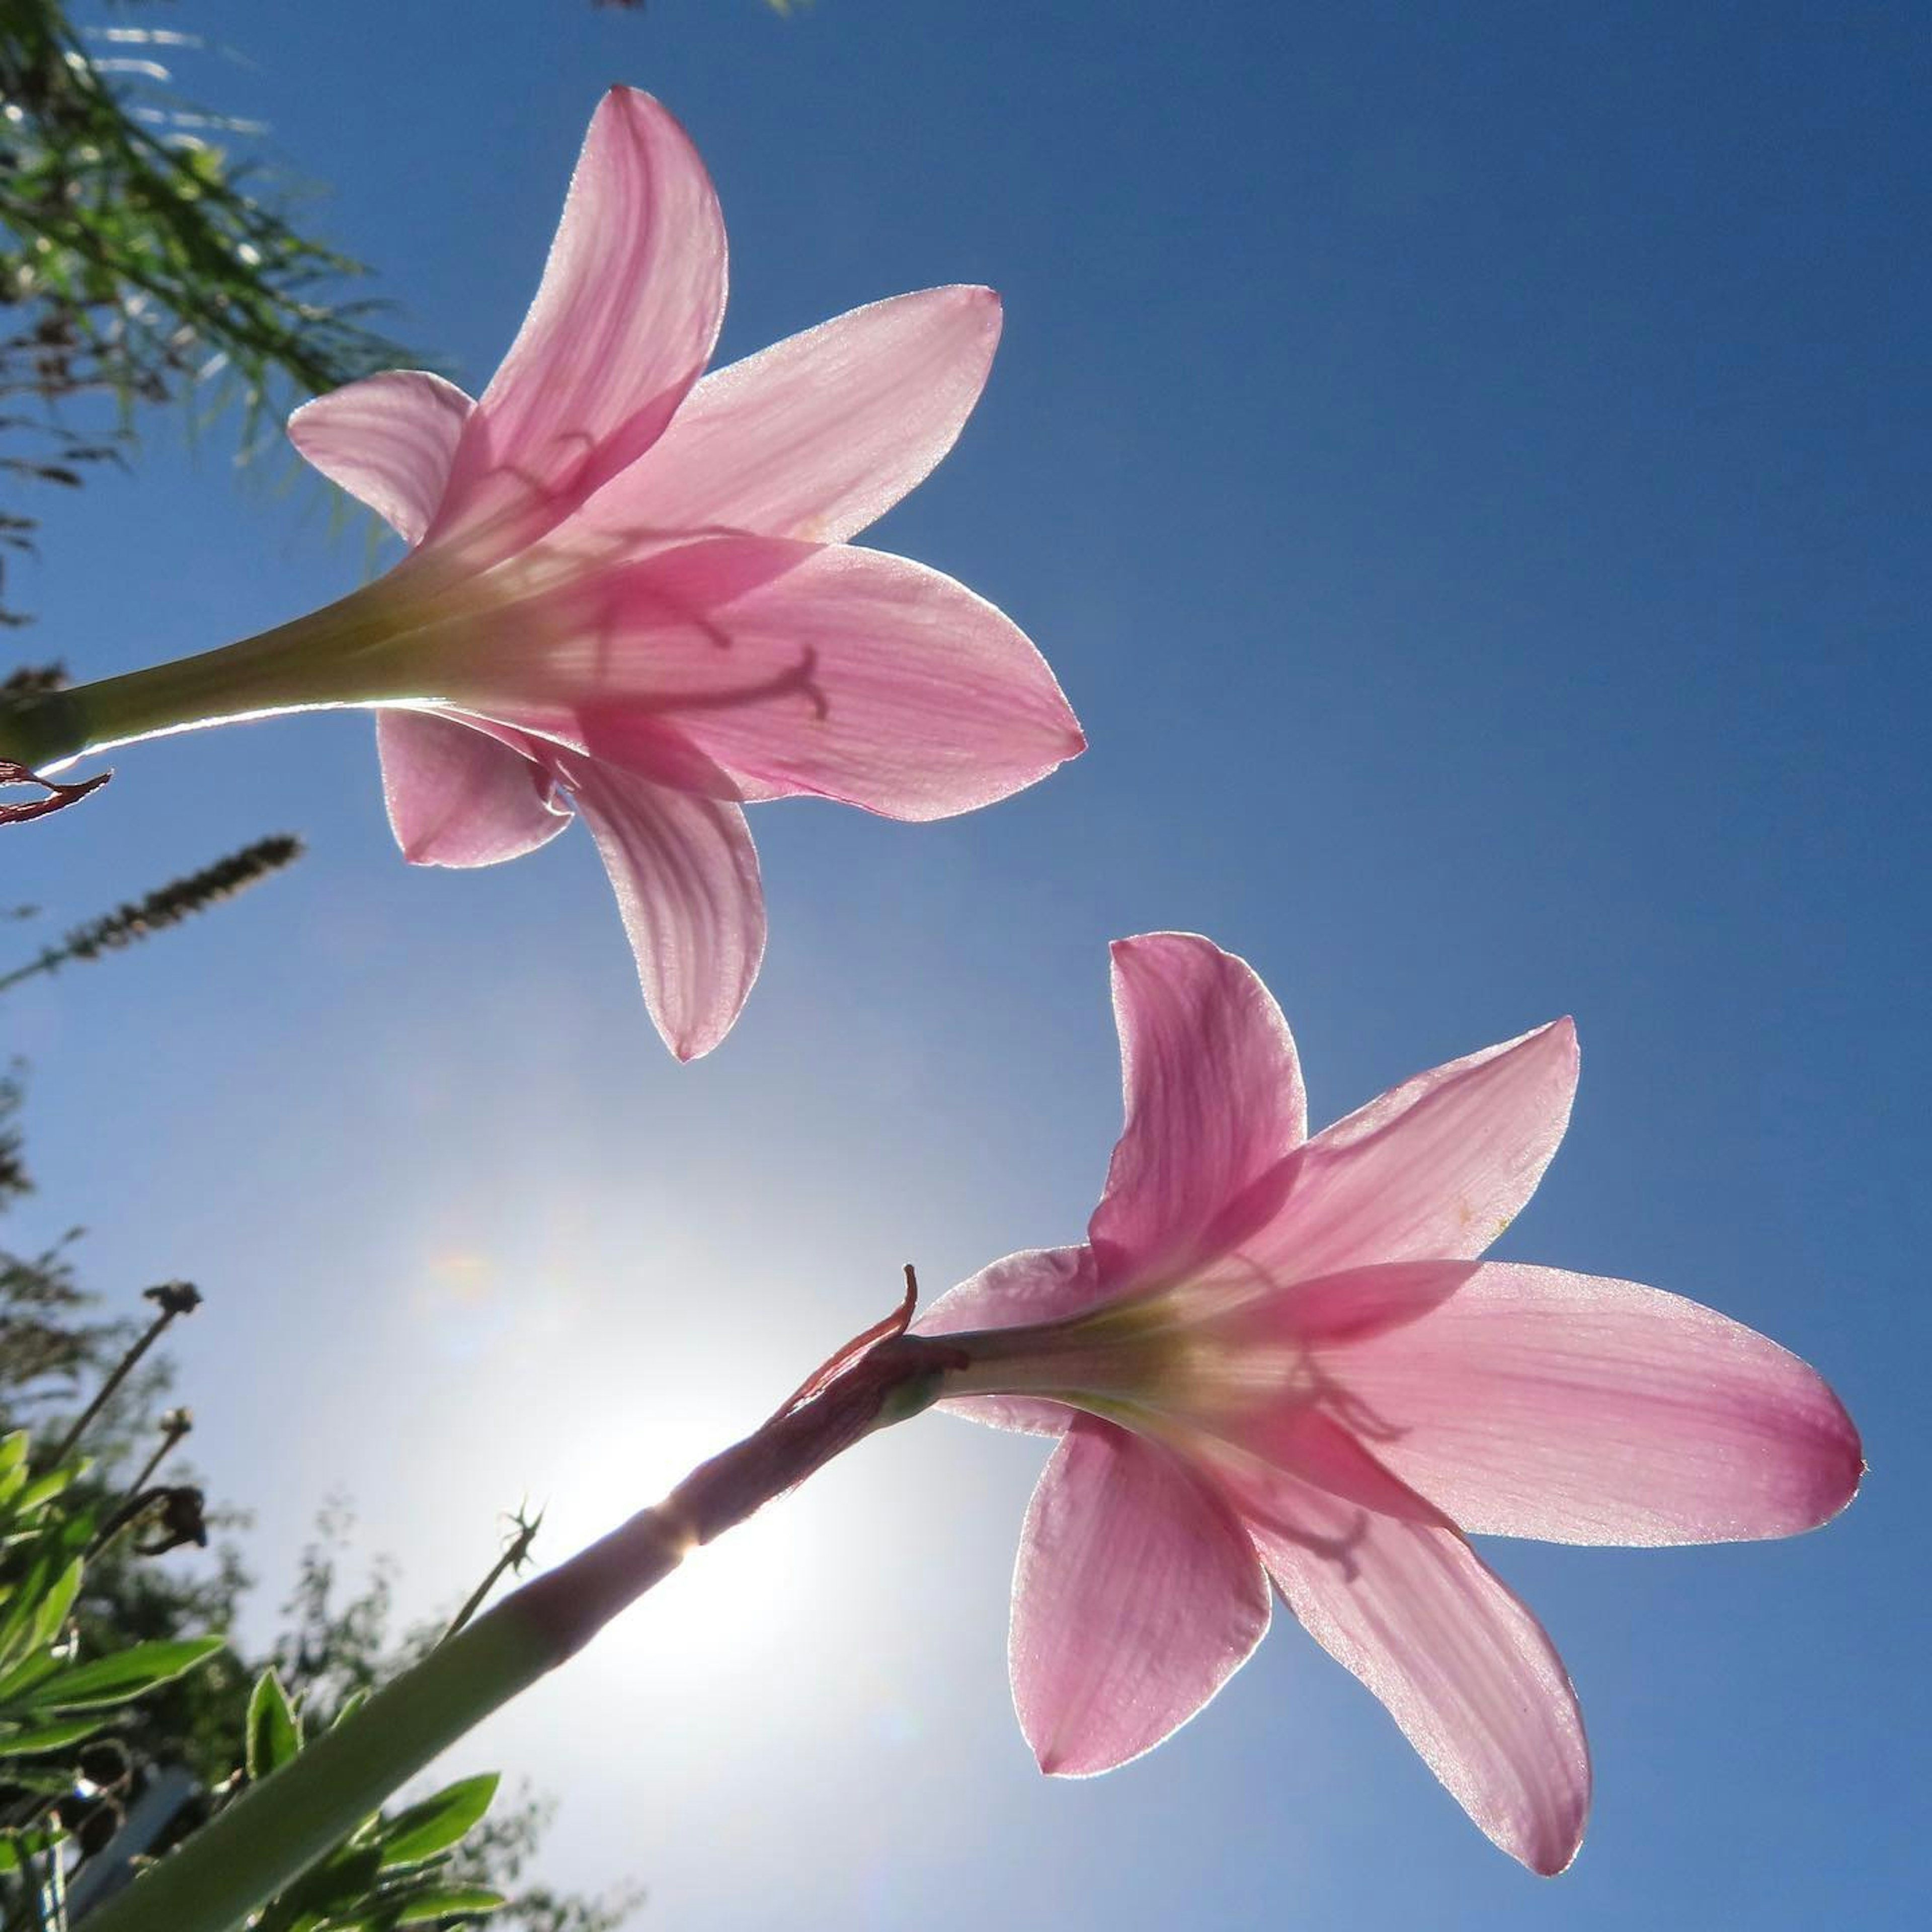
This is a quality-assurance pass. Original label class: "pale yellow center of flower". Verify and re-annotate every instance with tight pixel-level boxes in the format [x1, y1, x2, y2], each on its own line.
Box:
[943, 1279, 1327, 1447]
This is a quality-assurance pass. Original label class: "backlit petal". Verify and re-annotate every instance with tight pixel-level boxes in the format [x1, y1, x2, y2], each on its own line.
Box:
[1088, 934, 1307, 1291]
[559, 756, 765, 1061]
[1012, 1417, 1270, 1776]
[1243, 1018, 1577, 1286]
[428, 89, 727, 561]
[378, 710, 573, 868]
[1322, 1263, 1864, 1545]
[443, 534, 1083, 821]
[1262, 1259, 1480, 1348]
[1242, 1433, 1589, 1875]
[288, 370, 472, 545]
[921, 1245, 1108, 1335]
[586, 287, 1002, 544]
[921, 1246, 1105, 1437]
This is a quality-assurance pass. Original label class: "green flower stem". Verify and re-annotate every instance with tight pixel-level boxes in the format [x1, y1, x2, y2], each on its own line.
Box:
[81, 1606, 555, 1932]
[0, 684, 88, 770]
[0, 607, 358, 771]
[0, 577, 438, 772]
[83, 1328, 959, 1932]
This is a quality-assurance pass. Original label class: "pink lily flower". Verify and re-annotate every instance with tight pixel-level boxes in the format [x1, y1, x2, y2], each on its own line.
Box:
[919, 933, 1862, 1873]
[2, 90, 1082, 1058]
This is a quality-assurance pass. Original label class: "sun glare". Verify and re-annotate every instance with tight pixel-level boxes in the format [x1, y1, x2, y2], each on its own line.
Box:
[538, 1401, 821, 1691]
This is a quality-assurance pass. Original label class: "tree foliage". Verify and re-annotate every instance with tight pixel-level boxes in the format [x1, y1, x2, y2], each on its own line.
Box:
[0, 0, 411, 622]
[0, 1070, 633, 1930]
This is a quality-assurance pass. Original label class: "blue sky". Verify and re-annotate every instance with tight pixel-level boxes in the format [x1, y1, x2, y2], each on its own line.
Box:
[4, 1, 1925, 1925]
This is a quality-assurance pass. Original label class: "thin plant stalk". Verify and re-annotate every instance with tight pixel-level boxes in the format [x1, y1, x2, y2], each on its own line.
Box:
[442, 1507, 543, 1644]
[80, 1279, 960, 1932]
[0, 838, 302, 993]
[44, 1282, 200, 1465]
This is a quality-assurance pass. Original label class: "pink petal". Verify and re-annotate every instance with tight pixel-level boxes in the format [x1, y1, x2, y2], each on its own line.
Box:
[377, 711, 573, 868]
[1272, 1259, 1480, 1347]
[286, 370, 472, 544]
[1239, 1424, 1589, 1875]
[427, 89, 727, 562]
[583, 286, 1002, 545]
[920, 1246, 1107, 1437]
[449, 534, 1084, 822]
[1087, 934, 1308, 1291]
[1319, 1262, 1864, 1545]
[1243, 1018, 1577, 1287]
[921, 1245, 1109, 1335]
[1011, 1416, 1271, 1776]
[557, 755, 764, 1061]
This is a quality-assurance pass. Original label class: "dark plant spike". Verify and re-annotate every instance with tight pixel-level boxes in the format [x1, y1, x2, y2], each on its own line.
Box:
[61, 841, 304, 962]
[0, 836, 303, 984]
[0, 668, 66, 699]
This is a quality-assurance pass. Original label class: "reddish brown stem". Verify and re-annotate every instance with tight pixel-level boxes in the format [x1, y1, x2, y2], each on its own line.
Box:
[0, 758, 110, 825]
[516, 1322, 961, 1664]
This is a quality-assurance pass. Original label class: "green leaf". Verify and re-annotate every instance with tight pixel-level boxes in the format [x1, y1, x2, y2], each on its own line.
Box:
[386, 1886, 505, 1924]
[0, 1430, 27, 1508]
[0, 1711, 104, 1753]
[0, 1552, 66, 1668]
[334, 1888, 504, 1928]
[12, 1465, 77, 1516]
[377, 1773, 499, 1868]
[247, 1667, 302, 1780]
[24, 1557, 82, 1658]
[0, 1647, 65, 1714]
[263, 1841, 384, 1926]
[35, 1635, 225, 1710]
[0, 1826, 63, 1872]
[0, 1507, 99, 1629]
[0, 1765, 78, 1797]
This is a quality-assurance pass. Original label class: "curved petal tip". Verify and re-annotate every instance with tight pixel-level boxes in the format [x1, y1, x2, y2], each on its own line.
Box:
[1802, 1385, 1867, 1533]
